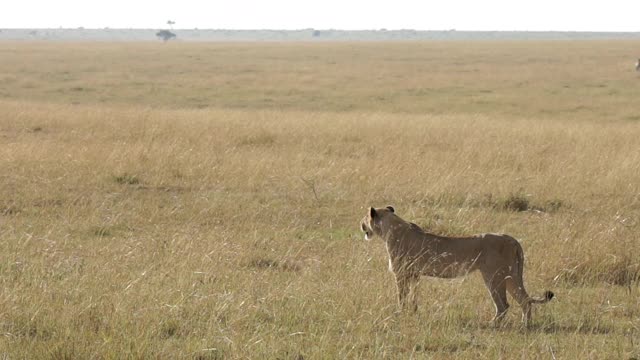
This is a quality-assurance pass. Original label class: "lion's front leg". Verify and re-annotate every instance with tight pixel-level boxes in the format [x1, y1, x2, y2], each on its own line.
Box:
[407, 275, 420, 312]
[394, 272, 409, 309]
[394, 272, 419, 312]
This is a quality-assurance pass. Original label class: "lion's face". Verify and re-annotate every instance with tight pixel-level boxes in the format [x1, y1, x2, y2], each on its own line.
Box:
[361, 216, 374, 241]
[360, 206, 395, 241]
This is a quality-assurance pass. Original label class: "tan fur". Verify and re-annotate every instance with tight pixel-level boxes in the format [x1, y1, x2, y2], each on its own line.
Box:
[360, 206, 553, 326]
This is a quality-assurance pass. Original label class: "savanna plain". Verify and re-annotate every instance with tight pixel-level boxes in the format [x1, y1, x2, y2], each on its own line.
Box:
[1, 40, 640, 359]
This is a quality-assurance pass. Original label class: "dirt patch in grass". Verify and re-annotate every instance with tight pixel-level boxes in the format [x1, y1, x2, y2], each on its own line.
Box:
[113, 173, 140, 185]
[247, 258, 302, 272]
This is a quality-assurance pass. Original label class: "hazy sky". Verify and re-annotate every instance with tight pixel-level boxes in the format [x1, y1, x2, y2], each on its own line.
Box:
[3, 0, 640, 32]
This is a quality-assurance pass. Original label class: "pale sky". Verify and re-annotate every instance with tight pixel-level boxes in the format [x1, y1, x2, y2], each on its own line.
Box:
[3, 0, 639, 32]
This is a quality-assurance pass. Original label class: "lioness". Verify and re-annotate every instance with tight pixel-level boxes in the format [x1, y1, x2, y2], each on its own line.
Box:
[360, 206, 553, 326]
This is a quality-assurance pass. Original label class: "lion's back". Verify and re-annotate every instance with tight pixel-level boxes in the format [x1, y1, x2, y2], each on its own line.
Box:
[473, 233, 522, 266]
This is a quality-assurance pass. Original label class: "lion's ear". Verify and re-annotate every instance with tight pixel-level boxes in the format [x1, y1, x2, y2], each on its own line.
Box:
[370, 207, 377, 218]
[386, 206, 395, 213]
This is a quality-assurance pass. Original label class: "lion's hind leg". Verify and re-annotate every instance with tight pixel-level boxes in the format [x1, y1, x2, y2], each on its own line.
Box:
[506, 278, 532, 326]
[481, 269, 509, 325]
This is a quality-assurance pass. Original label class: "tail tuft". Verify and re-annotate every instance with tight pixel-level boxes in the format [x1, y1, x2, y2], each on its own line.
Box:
[544, 290, 554, 301]
[531, 290, 554, 304]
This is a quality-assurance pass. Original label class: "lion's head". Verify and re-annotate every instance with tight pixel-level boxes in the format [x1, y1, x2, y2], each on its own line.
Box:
[360, 206, 395, 241]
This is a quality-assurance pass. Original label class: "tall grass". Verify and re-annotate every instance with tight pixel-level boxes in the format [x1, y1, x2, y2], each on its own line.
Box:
[0, 41, 639, 358]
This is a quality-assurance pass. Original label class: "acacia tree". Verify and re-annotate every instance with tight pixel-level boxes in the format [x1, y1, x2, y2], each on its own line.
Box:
[156, 30, 176, 42]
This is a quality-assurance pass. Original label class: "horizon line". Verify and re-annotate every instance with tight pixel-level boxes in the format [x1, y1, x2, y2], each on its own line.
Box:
[3, 27, 640, 33]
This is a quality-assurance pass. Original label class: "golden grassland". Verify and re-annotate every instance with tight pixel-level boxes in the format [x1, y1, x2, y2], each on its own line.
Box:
[1, 41, 639, 358]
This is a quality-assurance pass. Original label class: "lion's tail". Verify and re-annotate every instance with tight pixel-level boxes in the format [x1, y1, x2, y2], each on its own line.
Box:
[530, 290, 554, 304]
[514, 241, 554, 305]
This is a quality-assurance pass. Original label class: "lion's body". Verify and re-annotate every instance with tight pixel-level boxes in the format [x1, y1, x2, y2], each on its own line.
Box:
[361, 206, 553, 326]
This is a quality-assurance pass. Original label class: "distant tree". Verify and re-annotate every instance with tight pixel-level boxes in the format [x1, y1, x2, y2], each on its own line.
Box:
[312, 30, 321, 37]
[167, 20, 175, 29]
[156, 30, 176, 42]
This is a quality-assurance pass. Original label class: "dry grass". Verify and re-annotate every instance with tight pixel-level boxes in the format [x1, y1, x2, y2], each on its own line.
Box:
[1, 41, 639, 359]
